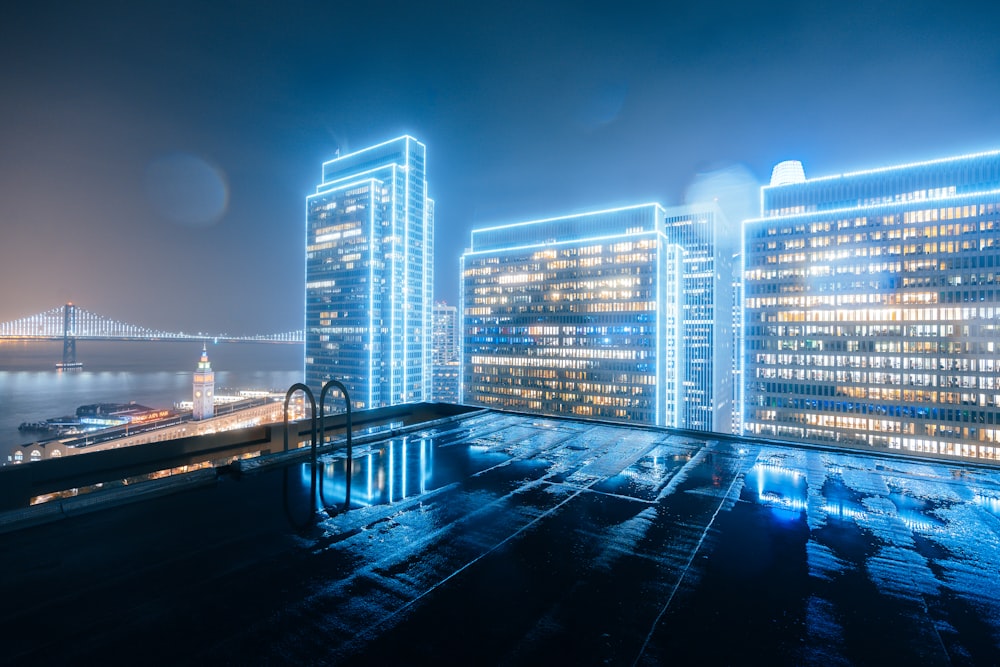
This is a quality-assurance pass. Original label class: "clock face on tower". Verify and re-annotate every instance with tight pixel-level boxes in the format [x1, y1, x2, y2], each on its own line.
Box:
[196, 391, 202, 398]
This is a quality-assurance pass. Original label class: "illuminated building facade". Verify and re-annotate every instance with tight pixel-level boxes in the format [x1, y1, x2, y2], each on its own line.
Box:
[432, 363, 461, 404]
[432, 302, 460, 403]
[731, 256, 744, 435]
[305, 136, 433, 409]
[432, 301, 460, 364]
[460, 204, 684, 426]
[744, 150, 1000, 460]
[192, 344, 214, 420]
[662, 205, 736, 433]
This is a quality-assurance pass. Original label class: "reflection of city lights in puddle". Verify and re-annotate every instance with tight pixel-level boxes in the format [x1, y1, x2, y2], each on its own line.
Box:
[144, 152, 229, 227]
[823, 503, 865, 520]
[974, 493, 1000, 515]
[897, 511, 936, 533]
[751, 462, 807, 519]
[368, 453, 373, 502]
[821, 502, 937, 533]
[312, 437, 437, 507]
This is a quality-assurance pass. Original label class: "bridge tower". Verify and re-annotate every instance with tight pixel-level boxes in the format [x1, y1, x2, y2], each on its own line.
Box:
[58, 303, 82, 370]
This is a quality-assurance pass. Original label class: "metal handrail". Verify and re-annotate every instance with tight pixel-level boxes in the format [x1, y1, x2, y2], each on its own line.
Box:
[282, 383, 318, 530]
[319, 380, 353, 513]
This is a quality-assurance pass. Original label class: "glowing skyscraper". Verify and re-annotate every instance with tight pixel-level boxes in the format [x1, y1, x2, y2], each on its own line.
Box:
[744, 150, 1000, 460]
[662, 204, 737, 433]
[305, 136, 433, 409]
[461, 204, 684, 426]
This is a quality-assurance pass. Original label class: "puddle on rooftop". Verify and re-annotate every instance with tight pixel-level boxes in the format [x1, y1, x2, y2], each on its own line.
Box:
[305, 435, 516, 509]
[591, 446, 694, 500]
[747, 459, 809, 521]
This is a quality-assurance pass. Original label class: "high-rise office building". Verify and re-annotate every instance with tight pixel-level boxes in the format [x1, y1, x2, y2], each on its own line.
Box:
[432, 301, 460, 364]
[662, 204, 736, 433]
[305, 136, 433, 409]
[461, 204, 684, 426]
[744, 150, 1000, 460]
[731, 253, 744, 435]
[432, 301, 460, 403]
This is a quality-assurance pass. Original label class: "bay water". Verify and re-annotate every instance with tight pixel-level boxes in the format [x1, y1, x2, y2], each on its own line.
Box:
[0, 340, 303, 448]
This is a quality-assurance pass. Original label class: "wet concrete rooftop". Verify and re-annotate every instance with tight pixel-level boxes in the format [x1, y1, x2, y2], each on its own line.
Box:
[4, 410, 1000, 664]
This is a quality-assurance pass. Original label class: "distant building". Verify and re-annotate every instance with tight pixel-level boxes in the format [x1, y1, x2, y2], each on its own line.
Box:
[731, 251, 744, 435]
[744, 150, 1000, 460]
[662, 204, 737, 433]
[305, 136, 434, 409]
[432, 362, 461, 404]
[192, 344, 215, 420]
[432, 302, 460, 403]
[433, 302, 460, 364]
[461, 204, 684, 426]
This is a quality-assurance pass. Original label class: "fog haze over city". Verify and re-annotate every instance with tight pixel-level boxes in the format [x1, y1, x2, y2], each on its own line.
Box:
[2, 0, 999, 332]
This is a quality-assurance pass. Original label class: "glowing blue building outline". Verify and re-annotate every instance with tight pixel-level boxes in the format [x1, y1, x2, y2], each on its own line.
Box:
[460, 203, 684, 427]
[305, 136, 432, 410]
[744, 148, 1000, 460]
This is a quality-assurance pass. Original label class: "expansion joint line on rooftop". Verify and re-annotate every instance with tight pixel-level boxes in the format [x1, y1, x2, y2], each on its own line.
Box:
[544, 481, 657, 505]
[632, 442, 743, 667]
[354, 471, 605, 645]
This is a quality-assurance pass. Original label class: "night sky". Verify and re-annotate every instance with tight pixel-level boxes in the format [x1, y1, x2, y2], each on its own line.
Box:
[2, 0, 999, 335]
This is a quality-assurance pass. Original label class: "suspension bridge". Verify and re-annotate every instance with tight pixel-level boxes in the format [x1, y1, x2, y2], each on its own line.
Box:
[0, 303, 304, 368]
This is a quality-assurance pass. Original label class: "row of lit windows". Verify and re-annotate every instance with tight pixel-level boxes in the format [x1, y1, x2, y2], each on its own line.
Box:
[468, 290, 652, 304]
[466, 382, 652, 404]
[746, 326, 997, 346]
[753, 352, 997, 370]
[466, 277, 651, 292]
[754, 369, 997, 392]
[466, 394, 654, 422]
[749, 409, 1000, 439]
[471, 346, 648, 361]
[465, 301, 658, 317]
[470, 376, 654, 394]
[747, 419, 1000, 459]
[757, 307, 981, 325]
[759, 202, 1000, 228]
[751, 382, 1000, 408]
[764, 218, 996, 246]
[466, 267, 651, 284]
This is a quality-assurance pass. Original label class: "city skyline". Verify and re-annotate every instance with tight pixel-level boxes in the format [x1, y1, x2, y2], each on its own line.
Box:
[3, 1, 1000, 333]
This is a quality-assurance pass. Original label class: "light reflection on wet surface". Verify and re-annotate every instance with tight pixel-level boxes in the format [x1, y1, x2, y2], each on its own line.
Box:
[261, 413, 1000, 664]
[8, 409, 1000, 664]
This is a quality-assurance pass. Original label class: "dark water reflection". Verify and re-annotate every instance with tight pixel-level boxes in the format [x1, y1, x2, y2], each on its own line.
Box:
[302, 434, 512, 510]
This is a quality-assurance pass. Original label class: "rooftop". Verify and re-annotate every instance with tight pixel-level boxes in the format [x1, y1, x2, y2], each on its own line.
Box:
[4, 407, 1000, 664]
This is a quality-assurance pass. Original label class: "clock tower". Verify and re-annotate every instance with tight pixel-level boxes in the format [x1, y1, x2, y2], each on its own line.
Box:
[192, 344, 215, 420]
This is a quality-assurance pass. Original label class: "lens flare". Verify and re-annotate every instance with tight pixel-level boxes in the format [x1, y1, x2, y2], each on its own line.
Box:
[144, 152, 229, 227]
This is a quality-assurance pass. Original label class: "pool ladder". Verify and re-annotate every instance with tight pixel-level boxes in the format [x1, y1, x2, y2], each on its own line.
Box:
[282, 381, 353, 528]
